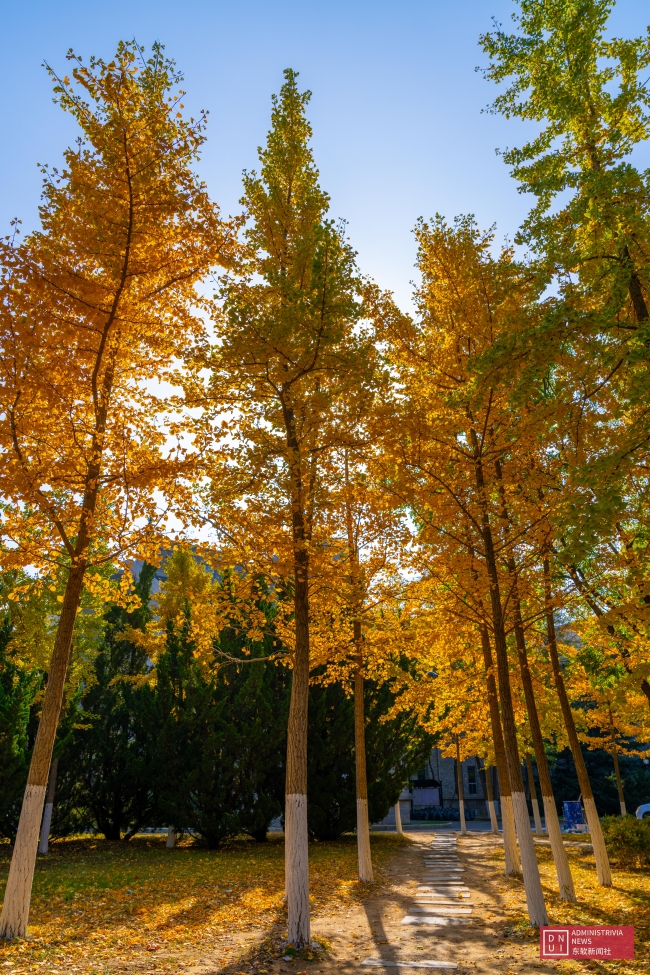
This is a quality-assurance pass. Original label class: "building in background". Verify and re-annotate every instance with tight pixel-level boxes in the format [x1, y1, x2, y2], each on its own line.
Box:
[379, 747, 491, 825]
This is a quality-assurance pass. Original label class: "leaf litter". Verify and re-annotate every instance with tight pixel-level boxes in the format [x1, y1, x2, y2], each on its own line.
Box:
[0, 833, 406, 974]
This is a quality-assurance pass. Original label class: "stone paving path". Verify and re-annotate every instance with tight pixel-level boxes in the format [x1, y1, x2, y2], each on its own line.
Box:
[369, 834, 468, 961]
[309, 830, 558, 975]
[401, 834, 472, 933]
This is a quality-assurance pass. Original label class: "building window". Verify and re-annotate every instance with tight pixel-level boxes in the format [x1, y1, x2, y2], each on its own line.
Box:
[467, 765, 477, 795]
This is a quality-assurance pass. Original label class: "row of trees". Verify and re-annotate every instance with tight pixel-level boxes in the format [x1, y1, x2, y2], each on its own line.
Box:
[4, 548, 644, 845]
[1, 0, 649, 942]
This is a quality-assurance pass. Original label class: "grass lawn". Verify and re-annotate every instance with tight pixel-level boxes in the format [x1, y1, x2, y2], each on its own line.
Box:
[0, 832, 407, 975]
[483, 840, 650, 975]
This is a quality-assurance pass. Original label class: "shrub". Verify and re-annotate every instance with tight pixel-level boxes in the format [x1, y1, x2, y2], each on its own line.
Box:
[601, 815, 650, 868]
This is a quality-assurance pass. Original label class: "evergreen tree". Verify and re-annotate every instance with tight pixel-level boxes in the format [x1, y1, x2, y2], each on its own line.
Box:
[0, 614, 41, 839]
[70, 564, 158, 840]
[365, 678, 438, 821]
[153, 608, 290, 846]
[307, 682, 356, 840]
[306, 678, 437, 840]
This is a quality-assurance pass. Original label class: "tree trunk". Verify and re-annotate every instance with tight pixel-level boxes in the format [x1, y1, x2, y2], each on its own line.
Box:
[394, 798, 403, 834]
[282, 405, 312, 949]
[608, 707, 626, 816]
[611, 748, 626, 817]
[470, 434, 548, 926]
[166, 827, 176, 849]
[455, 739, 467, 835]
[525, 754, 543, 835]
[484, 762, 499, 834]
[0, 563, 86, 939]
[37, 758, 59, 856]
[285, 560, 311, 947]
[344, 455, 373, 881]
[544, 557, 612, 886]
[510, 583, 576, 901]
[479, 624, 521, 875]
[354, 622, 373, 881]
[620, 244, 649, 323]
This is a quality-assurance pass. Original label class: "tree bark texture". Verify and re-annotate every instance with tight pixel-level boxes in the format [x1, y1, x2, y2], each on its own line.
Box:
[479, 625, 521, 875]
[0, 565, 86, 938]
[37, 758, 59, 856]
[282, 404, 312, 948]
[285, 793, 309, 947]
[285, 562, 311, 946]
[544, 558, 612, 887]
[354, 623, 373, 882]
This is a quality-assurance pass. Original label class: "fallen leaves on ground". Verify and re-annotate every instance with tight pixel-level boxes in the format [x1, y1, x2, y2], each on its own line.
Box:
[0, 832, 407, 974]
[484, 842, 649, 975]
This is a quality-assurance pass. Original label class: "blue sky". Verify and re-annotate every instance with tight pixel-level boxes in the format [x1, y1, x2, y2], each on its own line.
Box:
[1, 1, 648, 309]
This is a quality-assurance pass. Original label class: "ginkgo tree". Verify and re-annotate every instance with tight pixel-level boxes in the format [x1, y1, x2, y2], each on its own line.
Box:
[312, 447, 410, 882]
[0, 42, 234, 939]
[369, 217, 550, 924]
[479, 0, 650, 699]
[198, 70, 379, 948]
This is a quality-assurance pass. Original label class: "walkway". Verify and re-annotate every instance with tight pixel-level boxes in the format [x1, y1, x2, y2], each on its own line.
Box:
[310, 831, 560, 975]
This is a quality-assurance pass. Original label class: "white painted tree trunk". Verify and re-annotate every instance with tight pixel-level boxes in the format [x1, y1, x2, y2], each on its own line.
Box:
[525, 755, 543, 835]
[353, 637, 373, 883]
[455, 742, 466, 835]
[37, 804, 53, 856]
[38, 758, 59, 856]
[488, 799, 499, 834]
[285, 793, 310, 946]
[356, 798, 373, 881]
[531, 793, 543, 835]
[501, 795, 521, 876]
[583, 797, 612, 886]
[511, 790, 549, 927]
[484, 765, 499, 835]
[542, 796, 576, 902]
[0, 784, 47, 938]
[394, 800, 403, 835]
[166, 827, 176, 849]
[620, 800, 627, 816]
[544, 557, 611, 888]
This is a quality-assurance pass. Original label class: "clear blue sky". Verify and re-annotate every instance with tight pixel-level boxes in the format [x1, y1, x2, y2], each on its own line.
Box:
[1, 1, 648, 309]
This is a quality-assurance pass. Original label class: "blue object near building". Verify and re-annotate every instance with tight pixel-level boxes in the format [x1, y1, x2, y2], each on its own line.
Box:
[563, 800, 585, 829]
